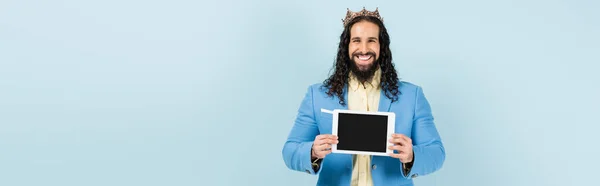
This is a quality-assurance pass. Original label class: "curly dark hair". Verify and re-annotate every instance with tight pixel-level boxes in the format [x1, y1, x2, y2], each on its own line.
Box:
[322, 16, 400, 106]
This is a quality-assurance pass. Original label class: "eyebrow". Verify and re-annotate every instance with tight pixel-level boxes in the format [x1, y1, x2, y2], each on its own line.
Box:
[351, 37, 379, 40]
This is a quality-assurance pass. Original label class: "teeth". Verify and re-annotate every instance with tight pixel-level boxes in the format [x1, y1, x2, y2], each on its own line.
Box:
[358, 55, 371, 60]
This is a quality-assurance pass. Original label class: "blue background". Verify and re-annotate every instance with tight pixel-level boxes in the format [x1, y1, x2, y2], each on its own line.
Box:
[1, 0, 599, 185]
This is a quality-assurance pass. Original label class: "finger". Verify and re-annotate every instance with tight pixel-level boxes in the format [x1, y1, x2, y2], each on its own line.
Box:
[314, 144, 329, 151]
[392, 134, 410, 142]
[388, 153, 404, 159]
[388, 145, 407, 152]
[315, 143, 329, 151]
[321, 144, 332, 151]
[314, 136, 339, 147]
[315, 137, 331, 145]
[315, 146, 332, 156]
[324, 135, 337, 142]
[388, 137, 400, 144]
[389, 134, 402, 142]
[397, 134, 412, 145]
[317, 149, 332, 158]
[328, 139, 339, 144]
[389, 137, 408, 145]
[316, 142, 327, 149]
[316, 139, 336, 146]
[392, 133, 408, 138]
[316, 135, 330, 140]
[399, 135, 412, 144]
[313, 139, 323, 147]
[390, 145, 411, 154]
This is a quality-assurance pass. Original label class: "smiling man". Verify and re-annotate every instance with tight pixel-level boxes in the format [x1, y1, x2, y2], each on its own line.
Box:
[282, 8, 445, 186]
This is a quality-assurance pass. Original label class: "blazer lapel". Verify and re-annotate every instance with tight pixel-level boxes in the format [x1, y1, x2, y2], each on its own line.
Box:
[378, 90, 392, 112]
[338, 84, 349, 110]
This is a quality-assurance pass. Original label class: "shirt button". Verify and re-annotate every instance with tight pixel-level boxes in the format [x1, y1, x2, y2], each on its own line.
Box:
[372, 164, 377, 170]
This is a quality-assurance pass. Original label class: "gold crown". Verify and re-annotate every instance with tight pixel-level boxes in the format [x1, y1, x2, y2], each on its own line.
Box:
[342, 7, 383, 27]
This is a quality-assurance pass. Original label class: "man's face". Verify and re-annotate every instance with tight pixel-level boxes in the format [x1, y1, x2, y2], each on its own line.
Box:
[348, 21, 380, 72]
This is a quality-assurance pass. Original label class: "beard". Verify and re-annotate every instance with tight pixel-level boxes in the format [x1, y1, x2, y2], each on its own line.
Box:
[349, 51, 379, 83]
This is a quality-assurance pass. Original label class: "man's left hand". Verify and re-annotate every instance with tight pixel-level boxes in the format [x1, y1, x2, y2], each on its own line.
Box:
[388, 134, 414, 163]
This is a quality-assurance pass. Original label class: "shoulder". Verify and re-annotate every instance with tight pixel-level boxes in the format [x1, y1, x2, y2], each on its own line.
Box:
[398, 81, 421, 94]
[301, 83, 337, 104]
[309, 83, 325, 90]
[307, 83, 328, 96]
[396, 81, 430, 102]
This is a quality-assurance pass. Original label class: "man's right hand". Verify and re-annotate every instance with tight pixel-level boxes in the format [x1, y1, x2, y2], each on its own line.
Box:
[311, 134, 339, 159]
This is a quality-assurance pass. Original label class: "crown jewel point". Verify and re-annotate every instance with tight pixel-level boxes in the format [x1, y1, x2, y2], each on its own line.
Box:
[342, 7, 384, 27]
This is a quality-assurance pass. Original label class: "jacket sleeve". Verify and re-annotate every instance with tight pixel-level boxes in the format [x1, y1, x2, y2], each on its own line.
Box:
[401, 86, 446, 179]
[282, 85, 322, 175]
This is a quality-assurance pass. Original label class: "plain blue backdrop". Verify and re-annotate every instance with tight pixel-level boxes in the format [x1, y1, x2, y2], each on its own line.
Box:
[1, 0, 599, 185]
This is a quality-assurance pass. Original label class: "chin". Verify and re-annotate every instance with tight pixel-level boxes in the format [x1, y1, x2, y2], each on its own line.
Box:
[354, 60, 374, 71]
[357, 65, 371, 71]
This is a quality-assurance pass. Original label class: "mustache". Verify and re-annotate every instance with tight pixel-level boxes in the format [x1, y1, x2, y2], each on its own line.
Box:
[352, 51, 376, 57]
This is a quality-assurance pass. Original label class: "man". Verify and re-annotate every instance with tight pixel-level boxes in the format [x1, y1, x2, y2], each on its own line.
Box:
[282, 7, 445, 186]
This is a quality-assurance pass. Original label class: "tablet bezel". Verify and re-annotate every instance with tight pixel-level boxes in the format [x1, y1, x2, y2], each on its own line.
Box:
[331, 109, 396, 156]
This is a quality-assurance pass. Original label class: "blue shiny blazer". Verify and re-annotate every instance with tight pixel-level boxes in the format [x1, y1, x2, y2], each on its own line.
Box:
[282, 82, 445, 186]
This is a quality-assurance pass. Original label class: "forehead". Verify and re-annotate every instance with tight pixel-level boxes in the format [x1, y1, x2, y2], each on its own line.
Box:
[350, 21, 380, 38]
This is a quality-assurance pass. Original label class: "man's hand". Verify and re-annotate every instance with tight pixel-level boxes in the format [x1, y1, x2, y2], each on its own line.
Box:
[388, 134, 414, 163]
[311, 134, 338, 159]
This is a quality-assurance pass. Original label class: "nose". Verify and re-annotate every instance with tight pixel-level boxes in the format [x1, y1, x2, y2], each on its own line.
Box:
[358, 42, 368, 54]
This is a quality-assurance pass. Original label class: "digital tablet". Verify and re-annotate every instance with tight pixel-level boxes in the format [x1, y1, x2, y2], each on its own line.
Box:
[331, 109, 395, 156]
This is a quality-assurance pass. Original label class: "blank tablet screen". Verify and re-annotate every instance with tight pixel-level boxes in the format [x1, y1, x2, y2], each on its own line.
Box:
[337, 112, 388, 153]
